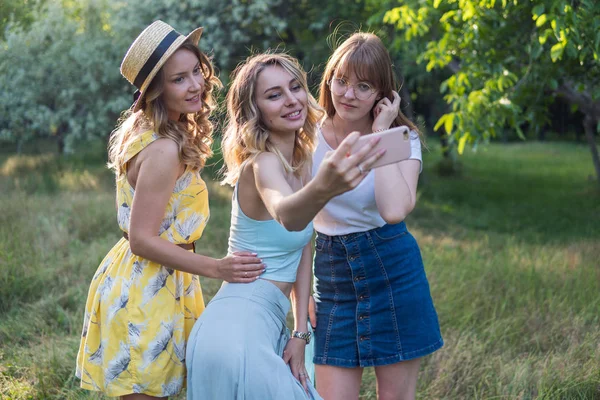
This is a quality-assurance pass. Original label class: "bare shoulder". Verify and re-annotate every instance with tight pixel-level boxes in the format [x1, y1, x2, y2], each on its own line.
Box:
[253, 152, 284, 173]
[144, 137, 179, 157]
[254, 151, 280, 165]
[138, 137, 180, 167]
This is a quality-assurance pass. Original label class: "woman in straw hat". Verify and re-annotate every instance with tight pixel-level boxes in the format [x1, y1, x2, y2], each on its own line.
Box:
[75, 20, 264, 398]
[185, 52, 382, 399]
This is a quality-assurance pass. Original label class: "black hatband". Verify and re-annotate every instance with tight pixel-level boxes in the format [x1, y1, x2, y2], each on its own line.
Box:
[133, 29, 181, 89]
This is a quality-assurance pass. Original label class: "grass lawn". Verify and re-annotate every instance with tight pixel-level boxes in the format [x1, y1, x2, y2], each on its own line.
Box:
[1, 140, 599, 399]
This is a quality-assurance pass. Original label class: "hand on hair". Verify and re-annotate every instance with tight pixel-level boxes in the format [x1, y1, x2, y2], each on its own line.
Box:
[314, 131, 385, 197]
[372, 90, 401, 132]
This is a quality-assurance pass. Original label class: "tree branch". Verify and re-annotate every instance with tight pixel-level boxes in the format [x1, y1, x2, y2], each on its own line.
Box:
[555, 82, 600, 118]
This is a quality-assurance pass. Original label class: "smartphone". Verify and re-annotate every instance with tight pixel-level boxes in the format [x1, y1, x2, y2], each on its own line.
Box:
[351, 125, 412, 169]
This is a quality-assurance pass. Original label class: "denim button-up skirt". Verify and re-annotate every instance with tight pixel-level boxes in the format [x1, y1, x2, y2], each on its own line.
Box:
[186, 279, 321, 399]
[313, 222, 443, 368]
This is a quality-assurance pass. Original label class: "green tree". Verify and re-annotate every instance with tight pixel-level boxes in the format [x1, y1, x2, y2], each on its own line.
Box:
[144, 0, 375, 79]
[0, 0, 380, 152]
[0, 0, 46, 40]
[383, 0, 600, 184]
[0, 0, 130, 153]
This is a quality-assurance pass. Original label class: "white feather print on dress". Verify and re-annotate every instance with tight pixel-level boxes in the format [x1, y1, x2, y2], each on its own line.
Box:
[104, 341, 131, 387]
[172, 335, 185, 363]
[128, 321, 147, 349]
[158, 214, 175, 236]
[174, 276, 184, 301]
[175, 212, 204, 241]
[92, 255, 113, 281]
[129, 260, 144, 285]
[161, 375, 183, 396]
[166, 230, 176, 244]
[159, 197, 180, 236]
[173, 171, 193, 193]
[141, 318, 177, 370]
[141, 267, 170, 306]
[117, 184, 134, 204]
[107, 280, 130, 322]
[133, 383, 149, 393]
[98, 276, 115, 302]
[87, 339, 108, 366]
[117, 202, 131, 231]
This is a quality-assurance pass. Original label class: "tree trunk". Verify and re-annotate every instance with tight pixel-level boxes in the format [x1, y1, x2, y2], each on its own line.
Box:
[439, 134, 450, 159]
[538, 126, 546, 141]
[57, 133, 65, 154]
[583, 115, 600, 186]
[57, 121, 68, 154]
[556, 83, 600, 185]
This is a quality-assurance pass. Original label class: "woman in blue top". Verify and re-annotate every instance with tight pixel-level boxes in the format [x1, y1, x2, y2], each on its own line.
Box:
[185, 53, 383, 399]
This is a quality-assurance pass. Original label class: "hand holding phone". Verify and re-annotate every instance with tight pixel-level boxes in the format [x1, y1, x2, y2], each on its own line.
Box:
[351, 126, 412, 170]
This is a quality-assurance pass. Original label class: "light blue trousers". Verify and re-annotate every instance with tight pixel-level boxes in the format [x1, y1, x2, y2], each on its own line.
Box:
[186, 279, 322, 400]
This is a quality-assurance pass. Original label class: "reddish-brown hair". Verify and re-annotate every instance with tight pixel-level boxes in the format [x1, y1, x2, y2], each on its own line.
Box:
[319, 32, 418, 133]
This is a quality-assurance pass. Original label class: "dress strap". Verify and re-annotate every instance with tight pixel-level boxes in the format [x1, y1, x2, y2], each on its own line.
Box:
[123, 130, 159, 164]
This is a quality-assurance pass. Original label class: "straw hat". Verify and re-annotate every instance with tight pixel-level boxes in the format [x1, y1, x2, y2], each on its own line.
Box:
[120, 20, 203, 112]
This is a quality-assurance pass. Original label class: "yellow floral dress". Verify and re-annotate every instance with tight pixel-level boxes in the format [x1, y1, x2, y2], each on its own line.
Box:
[76, 130, 208, 397]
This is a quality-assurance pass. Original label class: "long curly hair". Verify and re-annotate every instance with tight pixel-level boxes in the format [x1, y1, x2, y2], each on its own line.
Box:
[221, 52, 323, 186]
[108, 41, 222, 177]
[319, 32, 419, 133]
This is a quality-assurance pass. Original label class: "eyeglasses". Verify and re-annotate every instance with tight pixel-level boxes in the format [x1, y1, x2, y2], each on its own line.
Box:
[328, 78, 377, 101]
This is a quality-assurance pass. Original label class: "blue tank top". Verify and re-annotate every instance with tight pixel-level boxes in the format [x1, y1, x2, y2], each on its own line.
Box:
[228, 182, 313, 283]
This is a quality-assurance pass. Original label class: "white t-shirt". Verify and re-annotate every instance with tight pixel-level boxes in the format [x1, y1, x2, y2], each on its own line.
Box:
[312, 126, 422, 236]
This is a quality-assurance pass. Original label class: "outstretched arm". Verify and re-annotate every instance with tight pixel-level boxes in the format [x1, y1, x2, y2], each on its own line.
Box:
[254, 132, 384, 231]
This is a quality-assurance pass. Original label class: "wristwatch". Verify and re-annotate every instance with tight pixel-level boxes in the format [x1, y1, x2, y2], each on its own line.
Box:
[291, 330, 311, 344]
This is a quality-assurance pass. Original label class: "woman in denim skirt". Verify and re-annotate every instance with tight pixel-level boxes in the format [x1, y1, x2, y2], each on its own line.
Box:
[309, 32, 444, 400]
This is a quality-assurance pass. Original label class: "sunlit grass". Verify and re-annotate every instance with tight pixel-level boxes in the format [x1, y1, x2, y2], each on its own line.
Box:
[1, 141, 599, 399]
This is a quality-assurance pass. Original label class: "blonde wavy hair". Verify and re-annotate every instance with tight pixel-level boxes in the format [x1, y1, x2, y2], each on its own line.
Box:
[319, 32, 419, 134]
[108, 41, 222, 177]
[221, 52, 323, 186]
